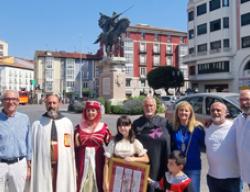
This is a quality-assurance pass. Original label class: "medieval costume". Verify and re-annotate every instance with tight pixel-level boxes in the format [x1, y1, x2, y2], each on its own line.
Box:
[75, 101, 111, 192]
[133, 115, 171, 192]
[31, 113, 76, 192]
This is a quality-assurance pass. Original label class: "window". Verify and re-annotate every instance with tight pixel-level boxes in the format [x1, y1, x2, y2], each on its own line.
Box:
[45, 82, 53, 92]
[140, 42, 146, 52]
[125, 53, 133, 63]
[153, 44, 160, 53]
[210, 40, 221, 50]
[197, 23, 207, 35]
[141, 32, 145, 40]
[223, 17, 229, 28]
[125, 65, 133, 76]
[140, 67, 146, 77]
[188, 11, 194, 21]
[189, 47, 195, 55]
[166, 44, 173, 53]
[188, 66, 195, 75]
[125, 79, 131, 87]
[180, 36, 184, 43]
[183, 96, 203, 114]
[210, 19, 221, 32]
[198, 61, 229, 74]
[241, 0, 250, 3]
[242, 36, 250, 48]
[197, 43, 207, 52]
[222, 0, 229, 7]
[153, 55, 160, 66]
[166, 56, 172, 66]
[241, 12, 250, 26]
[188, 29, 194, 39]
[140, 55, 146, 65]
[209, 0, 221, 12]
[197, 3, 207, 16]
[223, 39, 230, 48]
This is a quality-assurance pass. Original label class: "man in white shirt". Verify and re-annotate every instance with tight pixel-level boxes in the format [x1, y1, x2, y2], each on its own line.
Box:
[205, 102, 241, 192]
[232, 89, 250, 189]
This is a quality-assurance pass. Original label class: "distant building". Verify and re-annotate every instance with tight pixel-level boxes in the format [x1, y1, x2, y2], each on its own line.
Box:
[0, 56, 34, 93]
[0, 40, 8, 57]
[185, 0, 250, 92]
[34, 51, 101, 98]
[122, 24, 188, 97]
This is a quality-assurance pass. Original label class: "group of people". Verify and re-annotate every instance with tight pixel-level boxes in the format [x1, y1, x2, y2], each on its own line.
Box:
[0, 89, 250, 192]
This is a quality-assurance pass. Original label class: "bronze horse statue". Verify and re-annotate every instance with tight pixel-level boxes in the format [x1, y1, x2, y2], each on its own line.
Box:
[94, 12, 130, 57]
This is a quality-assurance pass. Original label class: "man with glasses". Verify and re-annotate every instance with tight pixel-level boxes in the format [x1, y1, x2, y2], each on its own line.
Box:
[0, 90, 31, 192]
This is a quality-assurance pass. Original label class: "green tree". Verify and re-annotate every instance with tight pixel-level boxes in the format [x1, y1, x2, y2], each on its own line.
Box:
[147, 66, 184, 95]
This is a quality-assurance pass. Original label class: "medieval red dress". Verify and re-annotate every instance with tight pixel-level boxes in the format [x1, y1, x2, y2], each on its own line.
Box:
[75, 122, 111, 192]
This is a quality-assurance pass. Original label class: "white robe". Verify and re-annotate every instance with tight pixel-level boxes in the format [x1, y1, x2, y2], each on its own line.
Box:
[30, 116, 76, 192]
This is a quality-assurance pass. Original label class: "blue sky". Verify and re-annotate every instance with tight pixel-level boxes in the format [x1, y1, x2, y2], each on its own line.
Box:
[1, 0, 188, 59]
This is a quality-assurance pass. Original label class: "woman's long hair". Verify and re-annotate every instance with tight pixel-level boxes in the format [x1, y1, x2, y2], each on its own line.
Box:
[114, 115, 135, 143]
[173, 101, 198, 133]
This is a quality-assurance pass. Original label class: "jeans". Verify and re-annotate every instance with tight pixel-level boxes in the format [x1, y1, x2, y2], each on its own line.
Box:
[185, 169, 201, 192]
[207, 174, 241, 192]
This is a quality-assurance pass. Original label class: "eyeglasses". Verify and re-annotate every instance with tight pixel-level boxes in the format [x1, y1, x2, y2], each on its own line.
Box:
[2, 97, 19, 102]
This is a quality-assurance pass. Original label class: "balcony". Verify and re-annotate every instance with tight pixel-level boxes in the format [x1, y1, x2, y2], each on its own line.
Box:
[210, 48, 221, 54]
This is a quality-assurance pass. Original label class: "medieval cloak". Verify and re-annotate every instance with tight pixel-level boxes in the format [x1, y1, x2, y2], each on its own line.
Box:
[31, 115, 76, 192]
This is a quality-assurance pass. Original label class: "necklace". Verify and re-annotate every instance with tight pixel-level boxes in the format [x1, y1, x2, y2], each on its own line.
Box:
[181, 129, 188, 153]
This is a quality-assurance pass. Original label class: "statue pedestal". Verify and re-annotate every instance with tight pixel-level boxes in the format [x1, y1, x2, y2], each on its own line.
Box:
[98, 57, 126, 104]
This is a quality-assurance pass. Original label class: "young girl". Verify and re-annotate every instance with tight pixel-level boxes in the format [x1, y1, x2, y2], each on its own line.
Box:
[103, 115, 149, 192]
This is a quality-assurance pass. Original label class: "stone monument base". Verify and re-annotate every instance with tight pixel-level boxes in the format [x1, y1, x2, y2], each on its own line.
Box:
[98, 57, 126, 105]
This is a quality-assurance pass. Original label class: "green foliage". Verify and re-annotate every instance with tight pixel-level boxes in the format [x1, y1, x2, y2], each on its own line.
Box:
[111, 105, 124, 114]
[97, 97, 105, 106]
[155, 97, 165, 113]
[147, 66, 184, 93]
[105, 100, 112, 114]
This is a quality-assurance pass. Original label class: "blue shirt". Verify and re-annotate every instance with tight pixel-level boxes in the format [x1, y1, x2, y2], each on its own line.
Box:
[171, 125, 205, 170]
[0, 111, 32, 160]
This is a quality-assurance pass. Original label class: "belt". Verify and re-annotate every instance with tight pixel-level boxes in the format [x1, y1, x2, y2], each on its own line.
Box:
[0, 156, 25, 164]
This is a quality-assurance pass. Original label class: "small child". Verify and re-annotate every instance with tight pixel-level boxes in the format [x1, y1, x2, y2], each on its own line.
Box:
[149, 150, 193, 192]
[103, 115, 149, 192]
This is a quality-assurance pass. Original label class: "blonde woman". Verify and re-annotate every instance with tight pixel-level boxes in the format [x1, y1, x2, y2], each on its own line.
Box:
[170, 101, 205, 192]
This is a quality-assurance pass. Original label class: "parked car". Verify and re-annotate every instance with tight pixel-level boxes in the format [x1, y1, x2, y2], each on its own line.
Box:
[161, 96, 177, 108]
[68, 99, 86, 113]
[165, 92, 241, 125]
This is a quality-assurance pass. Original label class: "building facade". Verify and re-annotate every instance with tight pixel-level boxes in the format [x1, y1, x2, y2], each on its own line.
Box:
[0, 56, 34, 93]
[34, 51, 101, 98]
[0, 40, 8, 57]
[122, 24, 188, 97]
[185, 0, 250, 92]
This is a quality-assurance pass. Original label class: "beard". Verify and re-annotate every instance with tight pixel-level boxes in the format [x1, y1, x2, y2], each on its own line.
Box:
[241, 105, 250, 115]
[47, 108, 59, 119]
[211, 116, 225, 125]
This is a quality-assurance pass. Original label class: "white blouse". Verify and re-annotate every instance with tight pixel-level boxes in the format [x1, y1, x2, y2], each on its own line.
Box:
[104, 138, 147, 158]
